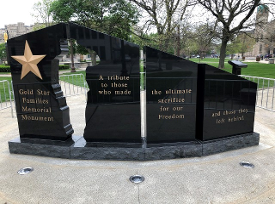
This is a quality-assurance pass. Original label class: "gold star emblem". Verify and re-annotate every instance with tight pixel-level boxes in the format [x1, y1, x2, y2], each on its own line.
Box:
[11, 40, 46, 80]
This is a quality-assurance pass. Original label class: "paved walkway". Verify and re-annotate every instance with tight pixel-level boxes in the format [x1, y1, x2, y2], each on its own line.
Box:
[0, 94, 275, 204]
[244, 59, 270, 64]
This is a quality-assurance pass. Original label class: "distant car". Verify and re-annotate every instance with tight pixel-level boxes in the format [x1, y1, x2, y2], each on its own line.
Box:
[265, 54, 272, 58]
[196, 55, 200, 58]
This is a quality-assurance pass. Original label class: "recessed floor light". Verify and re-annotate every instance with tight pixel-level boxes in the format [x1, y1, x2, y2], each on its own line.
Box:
[129, 175, 145, 184]
[17, 167, 34, 175]
[240, 162, 255, 168]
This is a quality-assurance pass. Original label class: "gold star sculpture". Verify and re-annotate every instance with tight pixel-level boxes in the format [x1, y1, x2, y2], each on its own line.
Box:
[11, 40, 46, 80]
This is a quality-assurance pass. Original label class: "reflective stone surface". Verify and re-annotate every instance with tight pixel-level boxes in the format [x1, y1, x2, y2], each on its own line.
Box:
[8, 23, 73, 140]
[145, 47, 198, 143]
[67, 23, 141, 143]
[197, 64, 257, 140]
[7, 22, 258, 151]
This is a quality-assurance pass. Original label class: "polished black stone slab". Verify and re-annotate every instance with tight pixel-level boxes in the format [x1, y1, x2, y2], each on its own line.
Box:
[228, 60, 247, 75]
[196, 64, 257, 141]
[145, 47, 198, 143]
[8, 23, 73, 141]
[7, 22, 260, 161]
[66, 23, 141, 143]
[8, 132, 259, 160]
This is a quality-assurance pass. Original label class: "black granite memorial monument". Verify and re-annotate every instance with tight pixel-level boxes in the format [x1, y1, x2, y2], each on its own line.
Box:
[8, 24, 73, 141]
[66, 23, 141, 143]
[7, 23, 259, 160]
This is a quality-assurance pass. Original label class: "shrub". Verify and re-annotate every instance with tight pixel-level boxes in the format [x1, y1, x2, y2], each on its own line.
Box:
[0, 65, 11, 72]
[59, 65, 70, 70]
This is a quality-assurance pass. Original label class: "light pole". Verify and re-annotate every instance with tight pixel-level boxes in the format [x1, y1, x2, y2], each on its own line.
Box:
[2, 51, 5, 64]
[3, 30, 9, 65]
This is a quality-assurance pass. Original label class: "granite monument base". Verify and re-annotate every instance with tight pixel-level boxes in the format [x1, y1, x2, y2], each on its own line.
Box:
[8, 137, 75, 159]
[8, 132, 259, 160]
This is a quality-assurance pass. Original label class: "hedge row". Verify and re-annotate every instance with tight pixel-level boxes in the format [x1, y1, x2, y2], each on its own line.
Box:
[59, 65, 70, 70]
[0, 64, 70, 72]
[0, 65, 10, 72]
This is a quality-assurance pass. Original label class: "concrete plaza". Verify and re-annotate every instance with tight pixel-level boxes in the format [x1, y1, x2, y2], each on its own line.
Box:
[0, 94, 275, 204]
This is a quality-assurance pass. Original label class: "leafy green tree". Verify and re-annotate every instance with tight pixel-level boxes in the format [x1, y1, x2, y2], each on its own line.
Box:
[190, 21, 220, 58]
[50, 0, 138, 71]
[235, 33, 256, 57]
[50, 0, 138, 40]
[32, 0, 54, 28]
[226, 33, 256, 59]
[131, 31, 176, 54]
[226, 42, 239, 59]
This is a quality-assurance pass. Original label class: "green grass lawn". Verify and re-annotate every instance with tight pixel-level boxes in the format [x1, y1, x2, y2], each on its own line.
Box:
[190, 58, 275, 79]
[238, 62, 275, 79]
[59, 71, 87, 87]
[190, 58, 275, 88]
[190, 58, 221, 63]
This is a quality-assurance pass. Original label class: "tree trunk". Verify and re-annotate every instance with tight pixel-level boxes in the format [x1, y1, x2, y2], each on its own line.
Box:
[91, 51, 97, 66]
[86, 48, 97, 66]
[219, 39, 228, 69]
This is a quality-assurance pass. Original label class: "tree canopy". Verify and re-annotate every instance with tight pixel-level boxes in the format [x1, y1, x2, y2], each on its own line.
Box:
[50, 0, 139, 40]
[32, 0, 54, 28]
[30, 0, 275, 69]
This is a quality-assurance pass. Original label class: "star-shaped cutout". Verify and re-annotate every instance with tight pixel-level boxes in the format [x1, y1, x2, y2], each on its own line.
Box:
[11, 40, 46, 80]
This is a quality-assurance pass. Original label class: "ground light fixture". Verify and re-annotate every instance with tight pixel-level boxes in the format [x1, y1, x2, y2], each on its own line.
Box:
[129, 175, 145, 184]
[239, 161, 255, 168]
[17, 167, 34, 175]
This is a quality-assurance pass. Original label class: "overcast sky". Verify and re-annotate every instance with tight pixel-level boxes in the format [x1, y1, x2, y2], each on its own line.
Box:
[0, 0, 38, 28]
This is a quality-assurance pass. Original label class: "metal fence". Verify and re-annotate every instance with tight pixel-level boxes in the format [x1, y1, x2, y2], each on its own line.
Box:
[59, 74, 88, 97]
[240, 75, 275, 111]
[0, 80, 14, 116]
